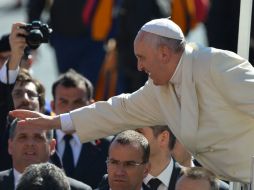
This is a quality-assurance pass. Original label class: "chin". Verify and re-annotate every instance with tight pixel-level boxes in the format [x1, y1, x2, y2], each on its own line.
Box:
[152, 80, 162, 86]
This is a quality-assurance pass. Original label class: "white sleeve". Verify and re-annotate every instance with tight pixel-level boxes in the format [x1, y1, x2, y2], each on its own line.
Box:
[60, 113, 75, 131]
[0, 62, 19, 84]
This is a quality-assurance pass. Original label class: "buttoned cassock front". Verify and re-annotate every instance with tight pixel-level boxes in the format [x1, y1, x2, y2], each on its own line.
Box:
[70, 45, 254, 183]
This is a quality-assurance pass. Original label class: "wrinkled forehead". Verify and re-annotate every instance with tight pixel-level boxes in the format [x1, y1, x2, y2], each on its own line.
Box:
[135, 31, 148, 43]
[14, 125, 47, 136]
[134, 31, 158, 47]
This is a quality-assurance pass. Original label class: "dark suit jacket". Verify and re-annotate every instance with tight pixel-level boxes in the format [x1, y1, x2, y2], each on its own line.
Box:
[95, 174, 151, 190]
[0, 82, 15, 171]
[0, 168, 92, 190]
[167, 160, 182, 190]
[55, 133, 111, 189]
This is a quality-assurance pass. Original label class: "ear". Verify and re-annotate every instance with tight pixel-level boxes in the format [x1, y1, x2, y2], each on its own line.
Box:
[8, 139, 13, 155]
[143, 162, 151, 177]
[159, 130, 170, 147]
[159, 45, 171, 64]
[49, 138, 57, 155]
[50, 100, 56, 112]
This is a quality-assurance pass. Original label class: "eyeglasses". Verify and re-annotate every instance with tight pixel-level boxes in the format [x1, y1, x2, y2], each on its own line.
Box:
[12, 89, 39, 100]
[106, 158, 146, 170]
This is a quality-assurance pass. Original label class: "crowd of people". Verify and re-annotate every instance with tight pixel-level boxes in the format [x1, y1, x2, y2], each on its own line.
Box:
[0, 0, 254, 190]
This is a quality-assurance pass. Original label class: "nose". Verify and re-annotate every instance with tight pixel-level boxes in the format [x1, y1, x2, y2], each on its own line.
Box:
[114, 164, 126, 176]
[65, 103, 78, 113]
[19, 93, 31, 105]
[23, 92, 31, 100]
[137, 62, 144, 71]
[25, 138, 36, 146]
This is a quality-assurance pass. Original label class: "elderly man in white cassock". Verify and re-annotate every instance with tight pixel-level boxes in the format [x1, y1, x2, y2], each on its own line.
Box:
[10, 18, 254, 184]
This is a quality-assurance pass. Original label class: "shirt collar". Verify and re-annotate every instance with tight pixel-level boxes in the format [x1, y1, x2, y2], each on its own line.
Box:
[170, 56, 183, 86]
[56, 129, 81, 146]
[144, 157, 174, 187]
[13, 168, 22, 188]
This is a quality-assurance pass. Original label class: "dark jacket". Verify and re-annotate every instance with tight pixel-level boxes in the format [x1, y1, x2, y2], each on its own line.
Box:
[54, 132, 111, 189]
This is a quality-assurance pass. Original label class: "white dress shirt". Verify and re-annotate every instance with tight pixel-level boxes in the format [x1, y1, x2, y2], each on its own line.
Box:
[143, 158, 174, 190]
[13, 168, 22, 190]
[56, 130, 82, 167]
[0, 63, 19, 84]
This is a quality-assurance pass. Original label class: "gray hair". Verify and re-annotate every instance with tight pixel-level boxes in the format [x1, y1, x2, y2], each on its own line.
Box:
[142, 31, 186, 53]
[9, 118, 53, 140]
[155, 35, 186, 53]
[180, 167, 219, 190]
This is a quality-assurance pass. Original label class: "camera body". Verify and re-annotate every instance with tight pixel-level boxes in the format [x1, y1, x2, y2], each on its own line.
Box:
[22, 21, 52, 49]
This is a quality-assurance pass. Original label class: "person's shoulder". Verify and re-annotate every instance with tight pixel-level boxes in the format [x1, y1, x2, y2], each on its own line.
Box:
[96, 174, 109, 189]
[0, 169, 12, 177]
[67, 177, 92, 190]
[85, 136, 113, 149]
[98, 136, 114, 145]
[218, 180, 229, 190]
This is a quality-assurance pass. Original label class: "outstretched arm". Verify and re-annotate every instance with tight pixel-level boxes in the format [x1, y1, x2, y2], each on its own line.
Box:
[9, 109, 61, 130]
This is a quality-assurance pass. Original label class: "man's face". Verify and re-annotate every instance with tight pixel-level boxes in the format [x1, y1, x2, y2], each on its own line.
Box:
[134, 32, 176, 86]
[8, 126, 56, 172]
[175, 176, 211, 190]
[51, 85, 89, 115]
[12, 81, 40, 111]
[107, 142, 150, 190]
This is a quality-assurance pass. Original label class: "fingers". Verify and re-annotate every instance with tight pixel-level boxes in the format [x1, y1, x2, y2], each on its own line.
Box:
[16, 118, 39, 127]
[8, 22, 28, 68]
[9, 109, 40, 119]
[10, 22, 27, 50]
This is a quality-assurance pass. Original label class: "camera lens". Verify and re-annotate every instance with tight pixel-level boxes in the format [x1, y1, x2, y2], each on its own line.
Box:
[26, 29, 43, 49]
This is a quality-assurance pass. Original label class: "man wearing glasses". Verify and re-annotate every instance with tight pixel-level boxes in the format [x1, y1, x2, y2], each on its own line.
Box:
[96, 130, 151, 190]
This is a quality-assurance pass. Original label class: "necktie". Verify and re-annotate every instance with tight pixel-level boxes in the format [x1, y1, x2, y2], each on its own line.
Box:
[62, 134, 74, 177]
[148, 178, 161, 190]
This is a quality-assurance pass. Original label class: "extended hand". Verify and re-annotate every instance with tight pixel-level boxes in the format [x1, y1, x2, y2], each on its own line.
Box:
[9, 109, 61, 130]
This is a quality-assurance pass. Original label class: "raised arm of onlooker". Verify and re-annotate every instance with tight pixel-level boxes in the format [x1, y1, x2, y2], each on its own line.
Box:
[0, 22, 27, 83]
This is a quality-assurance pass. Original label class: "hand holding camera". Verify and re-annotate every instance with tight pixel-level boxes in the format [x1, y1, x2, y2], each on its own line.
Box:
[20, 21, 52, 50]
[8, 21, 52, 69]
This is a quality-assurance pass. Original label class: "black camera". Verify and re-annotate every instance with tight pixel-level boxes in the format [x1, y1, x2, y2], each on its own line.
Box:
[21, 21, 52, 49]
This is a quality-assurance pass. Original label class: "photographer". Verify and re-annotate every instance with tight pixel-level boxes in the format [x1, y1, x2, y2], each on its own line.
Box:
[0, 22, 56, 171]
[0, 23, 27, 139]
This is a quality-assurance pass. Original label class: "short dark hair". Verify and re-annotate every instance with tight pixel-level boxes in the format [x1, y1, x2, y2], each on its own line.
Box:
[16, 69, 45, 112]
[52, 68, 94, 100]
[9, 118, 53, 140]
[111, 130, 150, 163]
[180, 167, 219, 190]
[150, 125, 176, 150]
[16, 162, 70, 190]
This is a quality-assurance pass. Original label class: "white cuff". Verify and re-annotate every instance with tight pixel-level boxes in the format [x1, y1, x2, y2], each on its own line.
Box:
[60, 113, 75, 132]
